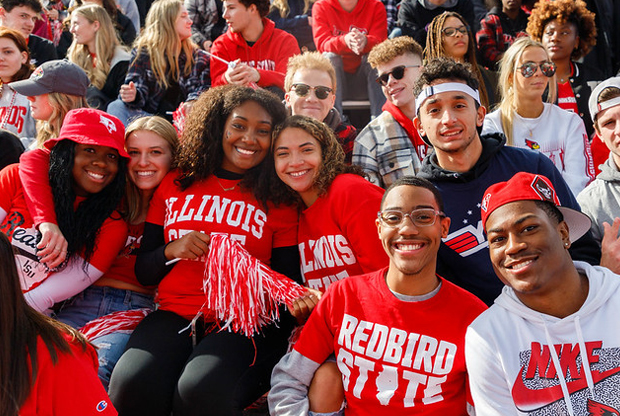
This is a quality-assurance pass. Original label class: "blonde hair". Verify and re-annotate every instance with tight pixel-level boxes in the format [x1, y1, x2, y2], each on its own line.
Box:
[424, 11, 490, 109]
[133, 0, 196, 89]
[497, 37, 557, 145]
[269, 0, 309, 18]
[284, 51, 336, 92]
[36, 93, 89, 147]
[67, 4, 122, 90]
[123, 116, 179, 223]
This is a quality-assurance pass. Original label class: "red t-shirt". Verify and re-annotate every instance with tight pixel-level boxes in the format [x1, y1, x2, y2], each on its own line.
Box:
[298, 174, 388, 292]
[147, 171, 298, 320]
[295, 268, 487, 415]
[100, 222, 151, 288]
[0, 164, 127, 292]
[20, 333, 117, 415]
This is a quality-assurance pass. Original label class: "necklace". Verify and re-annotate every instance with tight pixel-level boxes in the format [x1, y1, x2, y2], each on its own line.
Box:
[216, 177, 237, 192]
[0, 86, 17, 130]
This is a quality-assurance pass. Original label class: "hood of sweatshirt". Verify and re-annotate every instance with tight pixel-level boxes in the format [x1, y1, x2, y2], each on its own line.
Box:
[223, 17, 276, 49]
[418, 132, 506, 182]
[495, 261, 617, 416]
[596, 157, 620, 183]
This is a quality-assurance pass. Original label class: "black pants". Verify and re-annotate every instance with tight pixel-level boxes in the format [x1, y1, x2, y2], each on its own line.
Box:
[108, 309, 291, 416]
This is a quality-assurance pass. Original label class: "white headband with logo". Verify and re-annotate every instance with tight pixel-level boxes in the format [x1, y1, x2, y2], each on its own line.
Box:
[415, 82, 481, 115]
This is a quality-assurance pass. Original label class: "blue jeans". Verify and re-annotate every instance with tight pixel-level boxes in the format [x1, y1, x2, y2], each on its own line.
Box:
[107, 99, 152, 127]
[323, 52, 386, 118]
[55, 286, 154, 389]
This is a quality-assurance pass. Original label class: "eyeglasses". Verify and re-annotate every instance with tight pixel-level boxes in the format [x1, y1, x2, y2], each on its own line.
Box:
[290, 83, 333, 100]
[377, 208, 445, 228]
[375, 65, 421, 86]
[517, 61, 556, 78]
[442, 26, 468, 37]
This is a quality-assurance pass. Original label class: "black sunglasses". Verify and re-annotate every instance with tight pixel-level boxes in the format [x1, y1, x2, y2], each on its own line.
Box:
[517, 61, 556, 78]
[442, 26, 468, 37]
[290, 83, 333, 100]
[375, 65, 421, 86]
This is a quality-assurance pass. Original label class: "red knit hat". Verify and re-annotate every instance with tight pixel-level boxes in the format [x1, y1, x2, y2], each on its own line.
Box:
[44, 108, 129, 159]
[480, 172, 591, 242]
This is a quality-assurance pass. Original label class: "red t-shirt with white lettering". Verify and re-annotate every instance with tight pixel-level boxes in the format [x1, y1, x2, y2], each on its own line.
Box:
[298, 174, 388, 292]
[147, 171, 298, 320]
[294, 267, 487, 415]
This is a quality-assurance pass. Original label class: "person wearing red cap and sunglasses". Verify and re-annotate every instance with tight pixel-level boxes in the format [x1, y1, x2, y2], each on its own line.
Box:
[0, 107, 128, 314]
[466, 171, 620, 415]
[482, 37, 595, 196]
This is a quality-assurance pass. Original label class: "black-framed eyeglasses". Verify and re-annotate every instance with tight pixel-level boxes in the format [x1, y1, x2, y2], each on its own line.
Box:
[290, 83, 333, 100]
[375, 65, 421, 86]
[442, 26, 468, 37]
[517, 61, 556, 78]
[377, 208, 445, 228]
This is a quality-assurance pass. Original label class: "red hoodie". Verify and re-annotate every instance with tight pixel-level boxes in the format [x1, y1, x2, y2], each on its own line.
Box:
[210, 18, 300, 89]
[312, 0, 387, 73]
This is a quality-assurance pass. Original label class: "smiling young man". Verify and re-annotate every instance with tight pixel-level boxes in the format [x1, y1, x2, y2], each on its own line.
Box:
[210, 0, 299, 96]
[413, 57, 600, 306]
[353, 37, 428, 188]
[284, 52, 357, 163]
[269, 176, 486, 416]
[466, 171, 620, 415]
[0, 0, 57, 66]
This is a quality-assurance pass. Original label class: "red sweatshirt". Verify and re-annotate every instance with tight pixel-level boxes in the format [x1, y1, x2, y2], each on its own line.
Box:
[312, 0, 387, 73]
[210, 18, 300, 89]
[20, 334, 117, 415]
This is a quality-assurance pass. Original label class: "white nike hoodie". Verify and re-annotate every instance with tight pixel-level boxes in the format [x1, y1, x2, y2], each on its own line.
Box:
[465, 261, 620, 416]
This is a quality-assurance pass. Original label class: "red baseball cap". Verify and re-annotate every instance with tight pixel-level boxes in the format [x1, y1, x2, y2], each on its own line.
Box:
[44, 108, 129, 159]
[480, 172, 591, 242]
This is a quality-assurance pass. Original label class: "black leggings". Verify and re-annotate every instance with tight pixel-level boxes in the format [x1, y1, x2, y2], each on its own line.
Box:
[108, 309, 291, 416]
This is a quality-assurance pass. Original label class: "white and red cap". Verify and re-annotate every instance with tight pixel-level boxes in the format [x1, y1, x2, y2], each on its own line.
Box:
[480, 172, 591, 242]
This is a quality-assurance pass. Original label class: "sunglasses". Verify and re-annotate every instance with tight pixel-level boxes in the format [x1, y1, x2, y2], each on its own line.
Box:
[290, 83, 333, 100]
[442, 26, 468, 37]
[377, 208, 445, 228]
[517, 61, 556, 78]
[375, 65, 421, 86]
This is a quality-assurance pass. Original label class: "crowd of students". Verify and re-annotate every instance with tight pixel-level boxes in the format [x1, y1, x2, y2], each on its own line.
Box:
[2, 0, 620, 414]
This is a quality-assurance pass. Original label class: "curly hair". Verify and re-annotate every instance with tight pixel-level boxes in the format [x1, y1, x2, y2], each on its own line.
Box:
[413, 57, 480, 98]
[284, 51, 336, 92]
[176, 85, 287, 195]
[497, 37, 557, 145]
[0, 28, 32, 82]
[424, 11, 490, 109]
[368, 36, 423, 68]
[262, 115, 364, 207]
[49, 140, 127, 269]
[526, 0, 597, 61]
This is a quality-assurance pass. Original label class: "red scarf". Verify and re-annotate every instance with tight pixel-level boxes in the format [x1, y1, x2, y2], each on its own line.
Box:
[382, 100, 429, 160]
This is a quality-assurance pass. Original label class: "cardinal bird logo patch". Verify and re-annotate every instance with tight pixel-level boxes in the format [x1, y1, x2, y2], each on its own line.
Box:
[525, 139, 540, 150]
[588, 399, 619, 416]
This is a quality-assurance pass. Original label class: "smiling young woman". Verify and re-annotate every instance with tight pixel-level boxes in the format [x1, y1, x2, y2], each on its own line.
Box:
[482, 37, 594, 196]
[108, 85, 302, 416]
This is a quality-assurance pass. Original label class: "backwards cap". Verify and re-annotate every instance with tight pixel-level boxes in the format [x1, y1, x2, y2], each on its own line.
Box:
[480, 172, 591, 242]
[588, 76, 620, 123]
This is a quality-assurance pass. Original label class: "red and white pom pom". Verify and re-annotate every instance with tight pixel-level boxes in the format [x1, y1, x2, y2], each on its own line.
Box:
[79, 308, 152, 341]
[203, 234, 306, 338]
